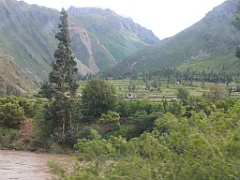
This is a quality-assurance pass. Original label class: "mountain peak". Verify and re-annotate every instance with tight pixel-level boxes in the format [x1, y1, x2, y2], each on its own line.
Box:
[67, 6, 160, 44]
[67, 7, 116, 16]
[205, 0, 238, 18]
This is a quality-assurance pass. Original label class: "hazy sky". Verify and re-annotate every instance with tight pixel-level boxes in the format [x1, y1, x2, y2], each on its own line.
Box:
[18, 0, 226, 39]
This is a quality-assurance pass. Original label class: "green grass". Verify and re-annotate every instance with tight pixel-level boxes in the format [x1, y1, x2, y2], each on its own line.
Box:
[177, 54, 240, 73]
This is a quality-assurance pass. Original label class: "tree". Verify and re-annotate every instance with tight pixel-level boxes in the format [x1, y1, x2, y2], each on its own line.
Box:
[151, 79, 158, 90]
[234, 1, 240, 59]
[233, 1, 240, 31]
[176, 87, 189, 101]
[40, 9, 79, 144]
[81, 78, 118, 117]
[209, 85, 226, 101]
[235, 45, 240, 59]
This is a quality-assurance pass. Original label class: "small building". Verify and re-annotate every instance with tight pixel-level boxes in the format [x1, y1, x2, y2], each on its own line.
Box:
[125, 93, 137, 99]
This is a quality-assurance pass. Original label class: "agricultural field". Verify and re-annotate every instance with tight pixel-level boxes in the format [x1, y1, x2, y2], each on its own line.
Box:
[106, 78, 240, 101]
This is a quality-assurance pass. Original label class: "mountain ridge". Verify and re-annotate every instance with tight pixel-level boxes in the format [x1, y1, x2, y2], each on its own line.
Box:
[103, 0, 240, 76]
[0, 0, 160, 84]
[67, 7, 159, 44]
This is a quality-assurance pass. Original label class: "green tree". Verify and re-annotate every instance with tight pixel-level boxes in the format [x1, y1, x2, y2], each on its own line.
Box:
[233, 1, 240, 59]
[233, 1, 240, 31]
[40, 9, 79, 144]
[235, 45, 240, 59]
[176, 87, 189, 101]
[151, 79, 158, 90]
[81, 78, 118, 117]
[208, 85, 226, 101]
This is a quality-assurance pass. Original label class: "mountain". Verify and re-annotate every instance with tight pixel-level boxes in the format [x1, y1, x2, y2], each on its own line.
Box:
[0, 0, 58, 82]
[0, 52, 38, 96]
[104, 0, 240, 75]
[0, 0, 160, 85]
[67, 7, 159, 72]
[67, 7, 159, 45]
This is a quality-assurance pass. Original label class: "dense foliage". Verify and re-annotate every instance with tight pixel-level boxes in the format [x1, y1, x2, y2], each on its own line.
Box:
[49, 96, 240, 179]
[0, 96, 38, 128]
[0, 79, 240, 179]
[81, 78, 118, 117]
[0, 96, 44, 150]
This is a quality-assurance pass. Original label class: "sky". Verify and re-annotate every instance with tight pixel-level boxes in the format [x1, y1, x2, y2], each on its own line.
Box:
[18, 0, 226, 39]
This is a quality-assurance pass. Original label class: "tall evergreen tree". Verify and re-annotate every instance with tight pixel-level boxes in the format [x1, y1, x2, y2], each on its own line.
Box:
[233, 1, 240, 59]
[40, 8, 79, 144]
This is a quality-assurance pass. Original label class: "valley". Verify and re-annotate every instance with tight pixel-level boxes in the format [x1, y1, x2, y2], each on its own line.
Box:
[1, 0, 240, 179]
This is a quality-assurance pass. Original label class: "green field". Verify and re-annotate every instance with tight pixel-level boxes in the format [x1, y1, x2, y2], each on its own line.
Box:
[105, 79, 240, 101]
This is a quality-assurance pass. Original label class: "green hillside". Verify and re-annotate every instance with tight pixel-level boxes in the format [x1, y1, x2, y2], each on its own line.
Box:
[178, 54, 240, 73]
[67, 7, 160, 69]
[0, 0, 59, 82]
[104, 0, 240, 76]
[0, 0, 159, 85]
[0, 52, 38, 96]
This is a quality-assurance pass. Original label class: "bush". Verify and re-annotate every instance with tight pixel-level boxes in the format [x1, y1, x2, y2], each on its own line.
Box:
[0, 96, 42, 129]
[99, 111, 120, 123]
[0, 128, 19, 148]
[0, 100, 24, 128]
[81, 78, 118, 117]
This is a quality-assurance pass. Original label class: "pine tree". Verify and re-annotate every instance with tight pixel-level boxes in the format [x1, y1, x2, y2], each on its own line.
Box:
[40, 8, 79, 144]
